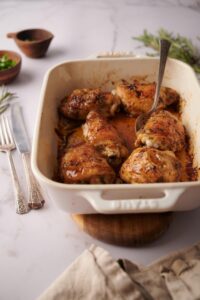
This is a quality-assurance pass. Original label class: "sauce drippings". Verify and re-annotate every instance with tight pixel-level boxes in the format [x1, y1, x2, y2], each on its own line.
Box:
[60, 112, 197, 182]
[110, 115, 136, 152]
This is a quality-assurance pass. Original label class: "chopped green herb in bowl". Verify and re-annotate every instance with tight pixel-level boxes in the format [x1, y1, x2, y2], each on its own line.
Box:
[0, 50, 21, 84]
[0, 54, 16, 71]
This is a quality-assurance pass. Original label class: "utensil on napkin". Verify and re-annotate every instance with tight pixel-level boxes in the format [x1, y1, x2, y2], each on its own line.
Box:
[135, 39, 171, 132]
[11, 103, 45, 209]
[0, 114, 28, 214]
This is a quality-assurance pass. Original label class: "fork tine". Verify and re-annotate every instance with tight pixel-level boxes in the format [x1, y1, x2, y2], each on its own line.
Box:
[1, 115, 10, 144]
[0, 112, 28, 214]
[5, 116, 14, 144]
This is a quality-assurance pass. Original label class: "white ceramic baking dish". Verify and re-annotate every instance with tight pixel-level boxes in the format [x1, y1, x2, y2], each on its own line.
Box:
[32, 55, 200, 214]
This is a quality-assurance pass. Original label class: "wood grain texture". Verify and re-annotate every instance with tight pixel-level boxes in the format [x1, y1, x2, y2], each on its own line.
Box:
[72, 213, 173, 246]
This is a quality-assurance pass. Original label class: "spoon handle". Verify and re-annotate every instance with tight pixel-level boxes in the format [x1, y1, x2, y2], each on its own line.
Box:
[151, 39, 171, 112]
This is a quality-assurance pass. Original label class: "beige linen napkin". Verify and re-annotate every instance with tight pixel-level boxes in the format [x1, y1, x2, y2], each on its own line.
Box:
[37, 242, 200, 300]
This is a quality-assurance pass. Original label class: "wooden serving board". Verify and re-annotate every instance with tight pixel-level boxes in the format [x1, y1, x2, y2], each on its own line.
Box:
[72, 212, 173, 246]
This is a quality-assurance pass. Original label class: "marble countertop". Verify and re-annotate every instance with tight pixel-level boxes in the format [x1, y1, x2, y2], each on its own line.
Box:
[1, 1, 200, 299]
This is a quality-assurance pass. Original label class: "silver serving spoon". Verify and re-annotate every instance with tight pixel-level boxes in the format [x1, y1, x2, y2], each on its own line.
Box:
[135, 39, 171, 132]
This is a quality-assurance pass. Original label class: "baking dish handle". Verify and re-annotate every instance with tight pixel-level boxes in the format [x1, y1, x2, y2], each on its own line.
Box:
[79, 188, 184, 214]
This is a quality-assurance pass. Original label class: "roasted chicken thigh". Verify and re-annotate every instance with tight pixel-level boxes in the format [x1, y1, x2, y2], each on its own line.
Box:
[59, 143, 116, 184]
[82, 110, 129, 166]
[59, 88, 120, 120]
[56, 78, 196, 186]
[135, 110, 185, 152]
[115, 80, 179, 116]
[120, 147, 181, 183]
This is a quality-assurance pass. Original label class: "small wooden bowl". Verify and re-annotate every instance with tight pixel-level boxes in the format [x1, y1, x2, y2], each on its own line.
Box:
[7, 28, 54, 58]
[0, 50, 22, 84]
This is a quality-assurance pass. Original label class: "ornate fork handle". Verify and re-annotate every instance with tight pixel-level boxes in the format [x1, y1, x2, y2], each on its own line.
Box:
[7, 151, 29, 214]
[21, 152, 45, 209]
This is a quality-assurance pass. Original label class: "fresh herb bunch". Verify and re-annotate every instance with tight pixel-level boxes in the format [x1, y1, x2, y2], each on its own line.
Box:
[133, 29, 200, 73]
[0, 86, 17, 114]
[0, 54, 16, 71]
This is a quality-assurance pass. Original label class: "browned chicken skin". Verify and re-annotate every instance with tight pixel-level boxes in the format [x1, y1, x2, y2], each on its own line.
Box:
[82, 110, 129, 166]
[135, 110, 185, 152]
[120, 147, 181, 183]
[56, 80, 196, 185]
[115, 80, 179, 116]
[59, 143, 116, 184]
[59, 88, 120, 120]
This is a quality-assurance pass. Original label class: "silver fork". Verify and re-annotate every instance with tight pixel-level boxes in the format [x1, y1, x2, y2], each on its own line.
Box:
[0, 115, 29, 214]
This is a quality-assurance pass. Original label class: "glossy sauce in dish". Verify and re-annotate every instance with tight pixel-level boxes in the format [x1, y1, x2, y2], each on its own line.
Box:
[57, 111, 197, 182]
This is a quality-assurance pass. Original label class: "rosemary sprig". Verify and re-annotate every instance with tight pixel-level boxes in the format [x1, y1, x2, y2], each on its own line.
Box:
[133, 29, 200, 73]
[0, 85, 17, 114]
